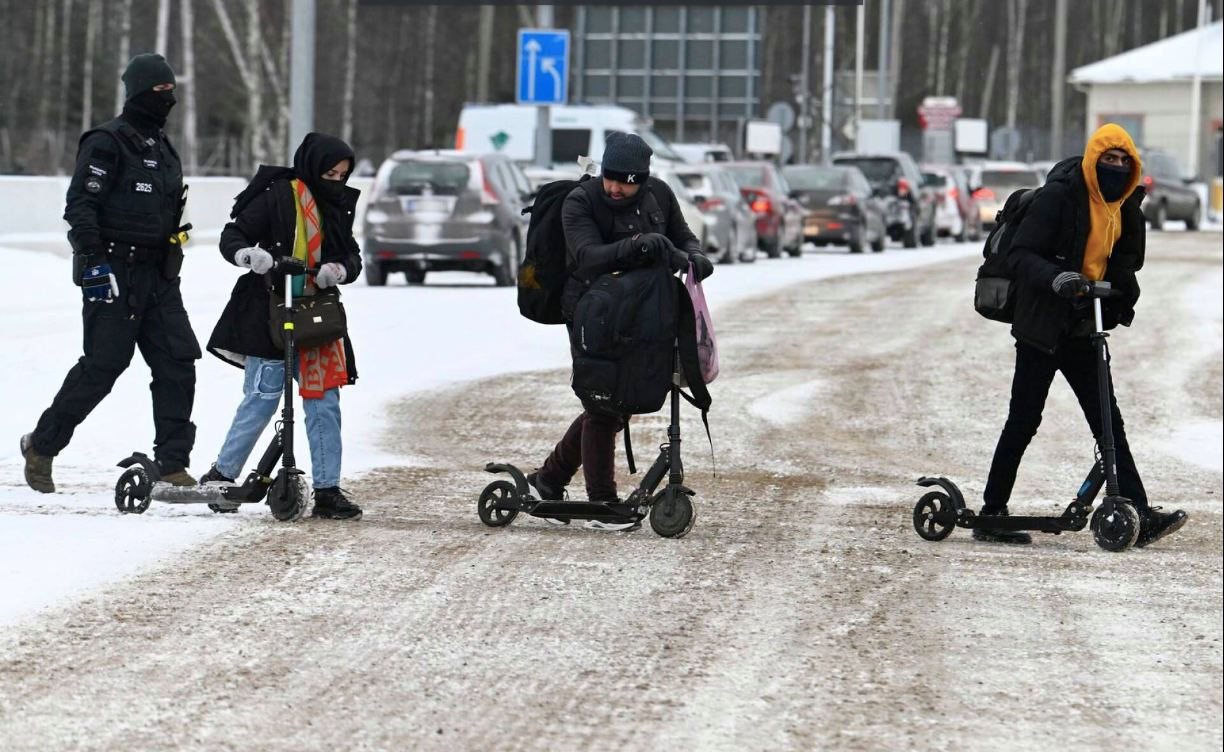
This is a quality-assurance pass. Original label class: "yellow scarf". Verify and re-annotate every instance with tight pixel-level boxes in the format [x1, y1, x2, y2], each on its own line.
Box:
[1078, 124, 1141, 281]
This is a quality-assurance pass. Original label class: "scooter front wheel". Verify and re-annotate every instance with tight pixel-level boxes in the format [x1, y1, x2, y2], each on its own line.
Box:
[478, 480, 519, 527]
[114, 466, 152, 514]
[267, 471, 309, 522]
[1091, 500, 1140, 552]
[649, 488, 695, 539]
[913, 491, 956, 541]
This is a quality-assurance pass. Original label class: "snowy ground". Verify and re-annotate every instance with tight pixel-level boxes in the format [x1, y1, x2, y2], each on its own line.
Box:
[1, 225, 1220, 750]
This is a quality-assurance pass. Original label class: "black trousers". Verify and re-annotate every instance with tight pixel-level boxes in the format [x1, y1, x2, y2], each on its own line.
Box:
[982, 336, 1147, 513]
[539, 410, 623, 502]
[32, 262, 201, 472]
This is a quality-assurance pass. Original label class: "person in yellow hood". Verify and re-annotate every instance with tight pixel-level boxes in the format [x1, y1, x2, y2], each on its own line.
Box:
[975, 123, 1187, 547]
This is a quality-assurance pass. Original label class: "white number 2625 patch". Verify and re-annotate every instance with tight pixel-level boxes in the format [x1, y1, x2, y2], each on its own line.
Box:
[135, 182, 154, 193]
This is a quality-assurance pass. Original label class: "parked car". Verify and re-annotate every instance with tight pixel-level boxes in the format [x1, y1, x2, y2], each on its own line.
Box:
[782, 164, 886, 253]
[654, 167, 708, 257]
[968, 162, 1043, 231]
[920, 167, 962, 241]
[674, 163, 758, 263]
[832, 151, 936, 248]
[1030, 160, 1058, 184]
[945, 164, 985, 242]
[361, 150, 532, 286]
[1141, 148, 1201, 230]
[672, 142, 734, 164]
[722, 161, 805, 258]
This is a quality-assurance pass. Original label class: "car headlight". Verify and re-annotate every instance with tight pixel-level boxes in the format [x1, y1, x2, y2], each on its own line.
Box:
[366, 209, 390, 224]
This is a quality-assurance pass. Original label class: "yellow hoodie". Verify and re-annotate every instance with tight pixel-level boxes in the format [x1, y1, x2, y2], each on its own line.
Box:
[1079, 123, 1142, 280]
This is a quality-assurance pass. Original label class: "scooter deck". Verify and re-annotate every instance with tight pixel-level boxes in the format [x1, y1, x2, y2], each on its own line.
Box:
[963, 513, 1089, 535]
[523, 500, 642, 523]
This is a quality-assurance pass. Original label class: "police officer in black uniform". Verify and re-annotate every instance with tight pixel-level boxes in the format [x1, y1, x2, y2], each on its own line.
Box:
[20, 53, 201, 493]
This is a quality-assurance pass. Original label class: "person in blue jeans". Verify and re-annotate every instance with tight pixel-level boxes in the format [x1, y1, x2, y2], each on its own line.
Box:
[202, 133, 363, 520]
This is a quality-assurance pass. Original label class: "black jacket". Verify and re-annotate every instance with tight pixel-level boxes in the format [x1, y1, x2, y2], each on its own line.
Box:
[1007, 156, 1145, 353]
[207, 170, 362, 378]
[559, 176, 701, 318]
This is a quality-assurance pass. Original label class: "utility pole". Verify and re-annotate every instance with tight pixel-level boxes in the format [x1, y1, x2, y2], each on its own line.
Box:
[1188, 0, 1207, 178]
[799, 5, 811, 163]
[821, 5, 835, 162]
[534, 5, 554, 168]
[1050, 0, 1066, 160]
[855, 1, 864, 139]
[288, 0, 315, 161]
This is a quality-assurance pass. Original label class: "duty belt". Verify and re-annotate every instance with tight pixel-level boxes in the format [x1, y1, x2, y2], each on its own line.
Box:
[103, 241, 163, 264]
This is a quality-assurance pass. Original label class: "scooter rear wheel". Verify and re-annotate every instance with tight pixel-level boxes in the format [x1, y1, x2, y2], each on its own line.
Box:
[1091, 500, 1140, 552]
[478, 480, 519, 527]
[649, 489, 695, 539]
[913, 491, 956, 541]
[114, 466, 152, 515]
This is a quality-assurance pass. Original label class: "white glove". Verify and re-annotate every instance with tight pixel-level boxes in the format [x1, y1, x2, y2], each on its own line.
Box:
[315, 262, 347, 289]
[235, 246, 274, 274]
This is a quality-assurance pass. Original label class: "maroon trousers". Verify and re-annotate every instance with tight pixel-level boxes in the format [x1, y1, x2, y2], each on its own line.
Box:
[538, 410, 623, 501]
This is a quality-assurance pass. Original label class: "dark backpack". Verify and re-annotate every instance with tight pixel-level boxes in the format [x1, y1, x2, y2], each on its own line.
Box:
[974, 187, 1040, 323]
[517, 175, 596, 325]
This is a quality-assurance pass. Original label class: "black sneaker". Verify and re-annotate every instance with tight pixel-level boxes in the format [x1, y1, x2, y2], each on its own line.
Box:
[1135, 507, 1187, 548]
[971, 508, 1032, 545]
[526, 472, 569, 525]
[311, 487, 363, 520]
[198, 465, 234, 485]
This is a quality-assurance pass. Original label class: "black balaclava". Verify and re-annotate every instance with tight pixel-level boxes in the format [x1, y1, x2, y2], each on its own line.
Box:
[121, 53, 176, 132]
[293, 132, 355, 206]
[1096, 162, 1131, 203]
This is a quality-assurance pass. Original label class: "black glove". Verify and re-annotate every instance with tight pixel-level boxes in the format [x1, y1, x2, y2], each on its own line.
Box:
[688, 252, 714, 282]
[1052, 271, 1091, 299]
[636, 233, 673, 263]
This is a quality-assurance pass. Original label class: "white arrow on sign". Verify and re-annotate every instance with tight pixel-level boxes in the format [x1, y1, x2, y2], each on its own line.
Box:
[525, 39, 541, 101]
[540, 57, 561, 101]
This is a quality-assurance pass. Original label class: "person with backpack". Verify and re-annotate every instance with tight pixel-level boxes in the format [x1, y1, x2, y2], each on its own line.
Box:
[527, 132, 714, 530]
[976, 123, 1186, 547]
[198, 133, 364, 520]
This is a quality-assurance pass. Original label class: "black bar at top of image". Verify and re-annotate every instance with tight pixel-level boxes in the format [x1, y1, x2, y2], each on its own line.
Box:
[358, 2, 863, 7]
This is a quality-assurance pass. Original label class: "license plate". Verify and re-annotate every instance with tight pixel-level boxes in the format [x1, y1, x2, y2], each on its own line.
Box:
[402, 197, 451, 214]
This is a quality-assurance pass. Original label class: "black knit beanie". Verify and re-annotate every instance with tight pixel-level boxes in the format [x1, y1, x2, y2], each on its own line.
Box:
[602, 131, 652, 184]
[122, 53, 176, 101]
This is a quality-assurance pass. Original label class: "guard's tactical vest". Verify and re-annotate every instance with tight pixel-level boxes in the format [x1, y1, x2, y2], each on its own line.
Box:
[87, 118, 183, 249]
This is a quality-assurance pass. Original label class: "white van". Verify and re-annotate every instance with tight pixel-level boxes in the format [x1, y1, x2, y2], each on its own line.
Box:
[455, 103, 684, 170]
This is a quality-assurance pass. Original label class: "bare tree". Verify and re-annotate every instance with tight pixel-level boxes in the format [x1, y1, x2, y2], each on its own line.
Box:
[114, 0, 133, 114]
[980, 45, 1000, 120]
[887, 0, 904, 119]
[208, 0, 263, 166]
[1005, 0, 1030, 133]
[422, 5, 437, 145]
[341, 0, 357, 143]
[935, 0, 951, 95]
[476, 4, 494, 103]
[180, 0, 199, 173]
[156, 0, 172, 53]
[81, 0, 100, 131]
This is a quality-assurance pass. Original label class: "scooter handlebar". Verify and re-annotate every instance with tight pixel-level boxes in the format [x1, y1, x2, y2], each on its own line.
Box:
[1086, 280, 1124, 299]
[271, 258, 318, 276]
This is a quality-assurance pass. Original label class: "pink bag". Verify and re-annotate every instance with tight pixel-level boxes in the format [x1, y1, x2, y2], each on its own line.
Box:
[685, 262, 719, 384]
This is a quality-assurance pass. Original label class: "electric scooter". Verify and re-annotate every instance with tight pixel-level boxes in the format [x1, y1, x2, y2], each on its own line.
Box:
[479, 347, 698, 539]
[113, 258, 315, 522]
[912, 280, 1143, 552]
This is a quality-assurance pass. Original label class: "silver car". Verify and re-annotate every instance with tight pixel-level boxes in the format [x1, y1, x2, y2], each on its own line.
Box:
[674, 164, 758, 263]
[362, 150, 532, 286]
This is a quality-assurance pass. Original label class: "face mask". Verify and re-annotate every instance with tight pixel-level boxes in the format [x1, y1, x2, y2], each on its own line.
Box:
[129, 89, 176, 127]
[314, 178, 347, 203]
[1096, 162, 1131, 202]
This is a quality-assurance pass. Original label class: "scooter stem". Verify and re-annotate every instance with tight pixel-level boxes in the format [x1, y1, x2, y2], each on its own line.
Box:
[281, 271, 296, 469]
[668, 343, 683, 485]
[1091, 296, 1119, 497]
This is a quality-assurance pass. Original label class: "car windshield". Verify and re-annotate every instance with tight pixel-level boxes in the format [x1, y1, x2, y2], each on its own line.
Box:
[637, 130, 683, 163]
[725, 165, 769, 189]
[980, 169, 1041, 191]
[922, 172, 947, 187]
[834, 158, 898, 183]
[677, 173, 706, 191]
[386, 160, 471, 195]
[783, 168, 846, 190]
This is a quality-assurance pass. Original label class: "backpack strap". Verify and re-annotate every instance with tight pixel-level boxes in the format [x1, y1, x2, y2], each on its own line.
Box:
[622, 415, 636, 475]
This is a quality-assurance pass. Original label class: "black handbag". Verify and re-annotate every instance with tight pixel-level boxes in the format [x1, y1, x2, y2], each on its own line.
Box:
[269, 288, 347, 349]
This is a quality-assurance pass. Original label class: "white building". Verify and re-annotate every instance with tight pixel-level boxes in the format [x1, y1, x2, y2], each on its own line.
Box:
[1069, 20, 1223, 180]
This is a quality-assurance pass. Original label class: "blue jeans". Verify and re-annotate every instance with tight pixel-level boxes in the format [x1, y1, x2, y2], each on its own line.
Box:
[213, 357, 342, 488]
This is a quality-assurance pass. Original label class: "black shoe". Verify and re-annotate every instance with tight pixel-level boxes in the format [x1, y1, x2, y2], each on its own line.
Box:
[971, 508, 1032, 545]
[311, 487, 363, 520]
[1135, 507, 1187, 548]
[198, 465, 235, 485]
[526, 472, 566, 501]
[20, 433, 55, 494]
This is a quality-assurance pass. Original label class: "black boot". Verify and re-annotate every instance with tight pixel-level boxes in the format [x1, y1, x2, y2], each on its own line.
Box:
[527, 472, 566, 501]
[198, 465, 234, 485]
[311, 487, 363, 520]
[972, 508, 1033, 544]
[1135, 507, 1187, 548]
[20, 433, 55, 494]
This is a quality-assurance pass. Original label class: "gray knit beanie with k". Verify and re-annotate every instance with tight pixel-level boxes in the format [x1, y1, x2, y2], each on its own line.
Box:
[601, 132, 652, 184]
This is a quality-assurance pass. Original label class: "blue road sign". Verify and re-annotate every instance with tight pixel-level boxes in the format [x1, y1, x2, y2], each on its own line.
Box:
[516, 29, 569, 106]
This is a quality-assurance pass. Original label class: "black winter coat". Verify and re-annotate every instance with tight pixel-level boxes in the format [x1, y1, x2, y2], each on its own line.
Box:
[1007, 156, 1145, 354]
[207, 171, 362, 379]
[559, 176, 702, 319]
